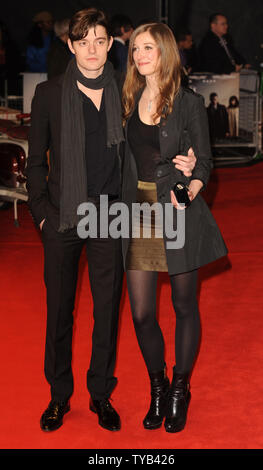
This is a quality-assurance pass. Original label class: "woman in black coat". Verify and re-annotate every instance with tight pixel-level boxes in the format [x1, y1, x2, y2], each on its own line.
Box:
[121, 22, 227, 433]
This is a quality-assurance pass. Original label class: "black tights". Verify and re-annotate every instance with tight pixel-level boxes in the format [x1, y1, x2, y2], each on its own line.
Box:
[126, 269, 200, 375]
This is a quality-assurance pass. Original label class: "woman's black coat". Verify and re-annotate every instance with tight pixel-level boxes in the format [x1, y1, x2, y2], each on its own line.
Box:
[121, 86, 228, 275]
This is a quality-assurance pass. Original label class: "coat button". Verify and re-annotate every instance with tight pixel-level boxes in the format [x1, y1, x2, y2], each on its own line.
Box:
[156, 170, 163, 177]
[161, 130, 168, 138]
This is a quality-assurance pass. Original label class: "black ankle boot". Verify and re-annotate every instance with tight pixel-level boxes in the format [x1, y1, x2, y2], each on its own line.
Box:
[164, 367, 191, 433]
[143, 369, 170, 430]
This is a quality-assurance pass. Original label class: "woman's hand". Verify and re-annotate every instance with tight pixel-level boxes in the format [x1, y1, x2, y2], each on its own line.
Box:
[170, 179, 203, 209]
[173, 147, 196, 177]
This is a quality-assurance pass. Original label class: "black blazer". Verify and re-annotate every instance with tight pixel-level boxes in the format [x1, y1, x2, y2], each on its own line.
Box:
[121, 87, 228, 275]
[198, 31, 245, 74]
[26, 74, 64, 230]
[26, 73, 124, 231]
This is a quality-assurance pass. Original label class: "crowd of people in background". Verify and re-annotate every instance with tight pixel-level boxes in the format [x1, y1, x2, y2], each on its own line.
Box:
[0, 9, 252, 145]
[0, 10, 251, 84]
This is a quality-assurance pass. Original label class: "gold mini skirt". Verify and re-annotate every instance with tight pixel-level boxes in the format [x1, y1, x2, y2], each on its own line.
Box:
[126, 180, 168, 272]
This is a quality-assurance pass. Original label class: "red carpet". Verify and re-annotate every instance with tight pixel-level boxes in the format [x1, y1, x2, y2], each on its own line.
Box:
[0, 163, 263, 449]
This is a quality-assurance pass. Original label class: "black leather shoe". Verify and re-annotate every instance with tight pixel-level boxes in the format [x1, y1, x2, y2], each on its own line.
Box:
[164, 368, 191, 433]
[143, 369, 170, 430]
[40, 400, 70, 432]
[90, 398, 121, 431]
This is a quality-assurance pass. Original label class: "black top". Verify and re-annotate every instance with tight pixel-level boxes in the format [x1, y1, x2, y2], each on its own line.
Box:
[128, 105, 161, 182]
[81, 90, 120, 197]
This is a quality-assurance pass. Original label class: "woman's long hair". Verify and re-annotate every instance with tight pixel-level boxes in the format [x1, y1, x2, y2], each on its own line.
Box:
[122, 22, 181, 124]
[228, 95, 239, 108]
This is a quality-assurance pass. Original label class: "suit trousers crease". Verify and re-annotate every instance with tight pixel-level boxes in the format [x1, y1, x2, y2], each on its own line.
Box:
[42, 214, 123, 402]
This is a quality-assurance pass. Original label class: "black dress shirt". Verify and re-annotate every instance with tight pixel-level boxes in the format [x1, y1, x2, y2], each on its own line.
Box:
[81, 90, 120, 198]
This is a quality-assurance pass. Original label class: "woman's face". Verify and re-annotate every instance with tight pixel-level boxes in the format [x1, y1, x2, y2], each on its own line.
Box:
[132, 31, 161, 77]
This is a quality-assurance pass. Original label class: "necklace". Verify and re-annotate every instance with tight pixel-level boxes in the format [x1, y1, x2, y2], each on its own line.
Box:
[147, 99, 153, 112]
[144, 91, 159, 113]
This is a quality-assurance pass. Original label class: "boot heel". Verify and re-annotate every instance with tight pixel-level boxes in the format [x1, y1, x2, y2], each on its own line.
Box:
[164, 368, 191, 433]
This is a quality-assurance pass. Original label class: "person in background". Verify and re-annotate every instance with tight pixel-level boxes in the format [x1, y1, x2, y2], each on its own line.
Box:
[177, 30, 193, 74]
[108, 14, 133, 73]
[26, 11, 54, 73]
[198, 13, 250, 74]
[0, 20, 22, 95]
[47, 18, 72, 79]
[207, 92, 229, 142]
[176, 30, 197, 86]
[227, 95, 239, 137]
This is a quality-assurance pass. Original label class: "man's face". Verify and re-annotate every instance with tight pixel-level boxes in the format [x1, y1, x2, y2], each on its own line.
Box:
[211, 15, 228, 37]
[212, 95, 218, 105]
[39, 19, 53, 33]
[121, 26, 133, 42]
[68, 25, 113, 77]
[182, 34, 193, 50]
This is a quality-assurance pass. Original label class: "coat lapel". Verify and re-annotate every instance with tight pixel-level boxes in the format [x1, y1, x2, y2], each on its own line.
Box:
[159, 88, 183, 159]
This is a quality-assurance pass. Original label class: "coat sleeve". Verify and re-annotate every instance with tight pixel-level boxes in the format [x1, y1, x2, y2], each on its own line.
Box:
[26, 82, 50, 227]
[187, 94, 213, 189]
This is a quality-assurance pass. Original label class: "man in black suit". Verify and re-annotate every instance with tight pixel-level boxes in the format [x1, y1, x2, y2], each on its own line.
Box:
[47, 18, 72, 79]
[198, 13, 250, 74]
[26, 7, 196, 433]
[207, 93, 229, 142]
[26, 8, 125, 433]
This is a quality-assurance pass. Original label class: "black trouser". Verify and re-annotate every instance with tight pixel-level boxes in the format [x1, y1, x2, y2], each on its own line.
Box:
[41, 207, 123, 402]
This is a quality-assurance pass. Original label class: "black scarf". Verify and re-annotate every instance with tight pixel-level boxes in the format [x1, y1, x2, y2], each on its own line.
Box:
[59, 57, 124, 232]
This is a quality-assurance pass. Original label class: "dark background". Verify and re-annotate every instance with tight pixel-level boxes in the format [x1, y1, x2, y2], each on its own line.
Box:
[1, 0, 263, 70]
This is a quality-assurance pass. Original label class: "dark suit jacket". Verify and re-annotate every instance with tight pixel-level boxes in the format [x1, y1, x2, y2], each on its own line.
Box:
[207, 103, 230, 142]
[108, 39, 128, 72]
[26, 73, 125, 232]
[121, 87, 228, 275]
[26, 72, 124, 232]
[26, 75, 64, 230]
[198, 31, 246, 74]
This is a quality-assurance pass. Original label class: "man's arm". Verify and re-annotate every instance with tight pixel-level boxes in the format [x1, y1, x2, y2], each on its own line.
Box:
[26, 83, 50, 228]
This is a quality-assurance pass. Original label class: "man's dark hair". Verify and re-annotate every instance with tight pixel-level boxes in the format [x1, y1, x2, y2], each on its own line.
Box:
[209, 13, 226, 25]
[209, 92, 218, 101]
[69, 8, 110, 42]
[109, 14, 133, 37]
[176, 30, 192, 43]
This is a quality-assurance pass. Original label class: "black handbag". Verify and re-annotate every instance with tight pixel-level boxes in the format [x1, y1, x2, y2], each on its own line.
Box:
[172, 181, 191, 208]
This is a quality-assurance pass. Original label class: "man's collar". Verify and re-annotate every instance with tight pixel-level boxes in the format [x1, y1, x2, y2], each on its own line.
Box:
[114, 37, 126, 46]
